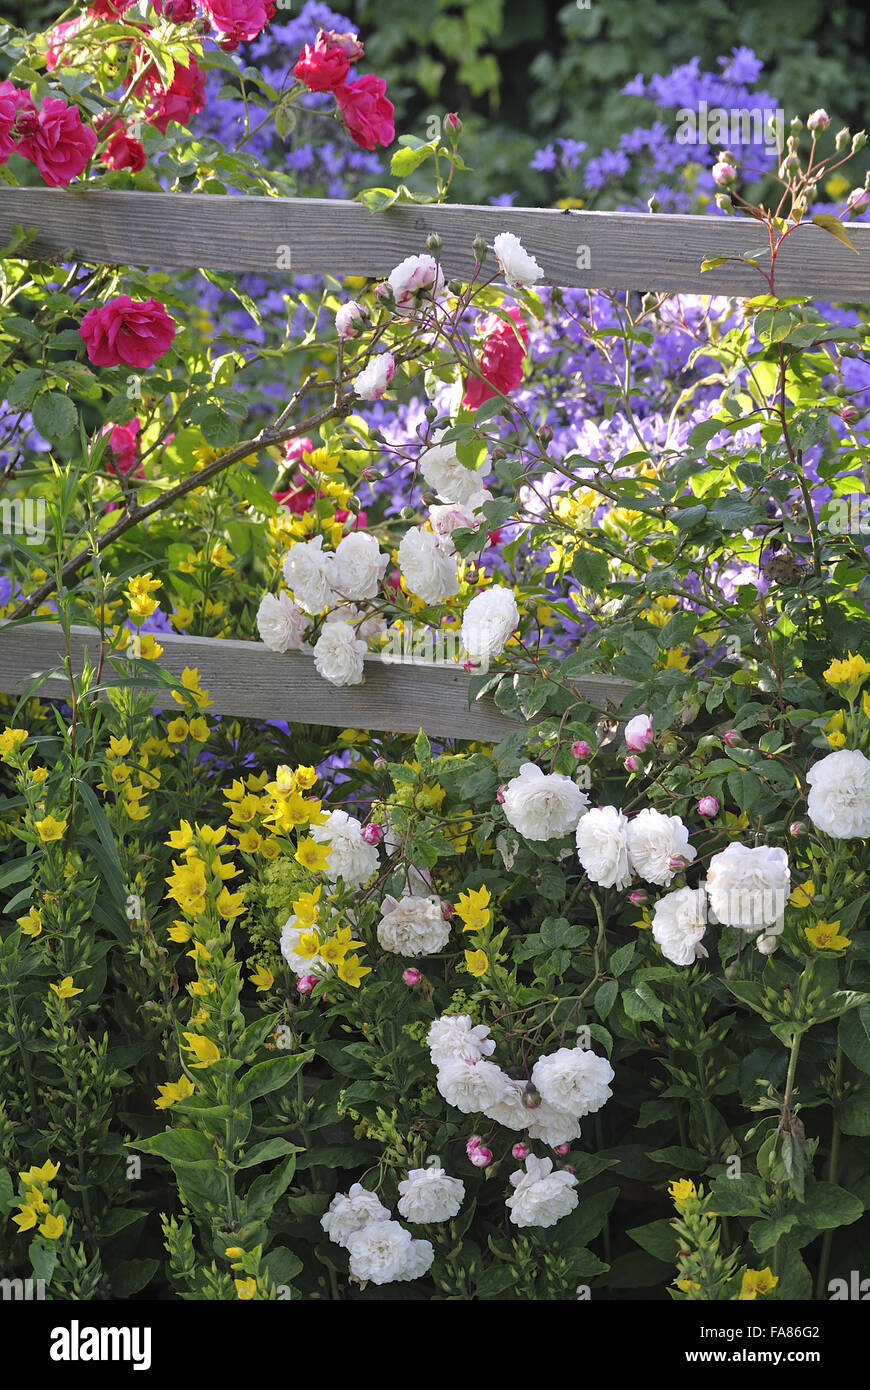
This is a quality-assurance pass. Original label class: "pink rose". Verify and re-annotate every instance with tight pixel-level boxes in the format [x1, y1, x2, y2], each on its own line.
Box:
[624, 713, 654, 752]
[0, 95, 16, 163]
[274, 484, 316, 514]
[141, 57, 206, 133]
[334, 75, 395, 151]
[89, 0, 135, 15]
[462, 306, 528, 408]
[45, 17, 86, 72]
[201, 0, 272, 43]
[103, 417, 141, 476]
[293, 37, 350, 92]
[153, 0, 197, 18]
[17, 97, 97, 187]
[317, 29, 365, 61]
[79, 295, 176, 369]
[102, 130, 146, 172]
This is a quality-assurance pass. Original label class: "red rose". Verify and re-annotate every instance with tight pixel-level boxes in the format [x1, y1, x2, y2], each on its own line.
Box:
[88, 0, 135, 15]
[17, 97, 97, 187]
[102, 130, 146, 171]
[142, 57, 206, 133]
[274, 485, 316, 515]
[0, 95, 16, 163]
[462, 306, 529, 408]
[79, 295, 176, 369]
[153, 0, 197, 18]
[293, 38, 350, 92]
[201, 0, 271, 43]
[103, 417, 141, 475]
[334, 75, 395, 151]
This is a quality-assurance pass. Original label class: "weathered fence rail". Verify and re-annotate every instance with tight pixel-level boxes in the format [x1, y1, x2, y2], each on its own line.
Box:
[1, 191, 866, 737]
[0, 623, 633, 740]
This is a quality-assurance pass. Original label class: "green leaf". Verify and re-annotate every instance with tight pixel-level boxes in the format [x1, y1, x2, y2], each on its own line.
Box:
[390, 145, 434, 176]
[627, 1218, 677, 1263]
[110, 1258, 159, 1298]
[812, 213, 858, 254]
[234, 1138, 301, 1169]
[594, 978, 618, 1021]
[839, 1003, 870, 1074]
[700, 256, 730, 271]
[28, 1239, 57, 1286]
[242, 1153, 298, 1224]
[571, 548, 609, 590]
[128, 1129, 215, 1166]
[622, 981, 664, 1025]
[32, 391, 77, 440]
[356, 186, 400, 212]
[236, 1051, 312, 1105]
[748, 1211, 799, 1252]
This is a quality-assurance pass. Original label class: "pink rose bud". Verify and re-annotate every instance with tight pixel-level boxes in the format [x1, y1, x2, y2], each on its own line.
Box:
[624, 713, 654, 751]
[789, 821, 806, 837]
[443, 111, 462, 134]
[402, 967, 422, 986]
[757, 934, 779, 956]
[572, 740, 592, 759]
[511, 1142, 531, 1161]
[629, 889, 648, 907]
[539, 425, 553, 447]
[712, 159, 738, 186]
[496, 785, 507, 804]
[722, 729, 740, 746]
[465, 1135, 482, 1152]
[374, 281, 393, 301]
[562, 1164, 576, 1175]
[841, 406, 859, 424]
[522, 1087, 540, 1111]
[697, 796, 719, 817]
[624, 755, 642, 773]
[553, 1142, 570, 1155]
[373, 757, 388, 771]
[441, 900, 455, 919]
[807, 108, 830, 132]
[847, 188, 870, 213]
[463, 659, 476, 672]
[666, 855, 685, 873]
[362, 823, 382, 845]
[297, 974, 319, 995]
[468, 1145, 492, 1167]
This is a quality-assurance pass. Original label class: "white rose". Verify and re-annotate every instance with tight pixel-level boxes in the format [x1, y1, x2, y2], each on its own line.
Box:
[428, 494, 490, 553]
[397, 1167, 465, 1223]
[354, 350, 395, 401]
[706, 841, 790, 933]
[506, 1155, 578, 1229]
[398, 526, 459, 605]
[256, 591, 308, 652]
[310, 809, 379, 886]
[626, 808, 697, 886]
[435, 1057, 513, 1114]
[378, 893, 450, 956]
[419, 440, 489, 505]
[461, 585, 519, 663]
[493, 231, 544, 288]
[279, 915, 325, 976]
[806, 748, 870, 838]
[651, 886, 709, 966]
[282, 534, 334, 615]
[321, 1183, 391, 1246]
[524, 1102, 582, 1148]
[576, 805, 632, 889]
[531, 1047, 614, 1119]
[345, 1220, 432, 1284]
[327, 602, 385, 642]
[331, 532, 388, 601]
[387, 253, 445, 314]
[427, 1013, 495, 1067]
[313, 620, 366, 686]
[481, 1077, 532, 1131]
[502, 761, 589, 841]
[335, 300, 366, 339]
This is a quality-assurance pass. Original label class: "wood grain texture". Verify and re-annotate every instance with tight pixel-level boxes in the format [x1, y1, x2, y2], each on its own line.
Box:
[0, 624, 634, 741]
[1, 189, 869, 298]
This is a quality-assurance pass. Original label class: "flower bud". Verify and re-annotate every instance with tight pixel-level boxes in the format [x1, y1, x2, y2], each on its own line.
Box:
[807, 108, 830, 133]
[468, 1144, 492, 1167]
[647, 194, 660, 213]
[297, 974, 319, 995]
[722, 728, 740, 746]
[624, 754, 642, 773]
[572, 739, 592, 759]
[441, 900, 455, 919]
[466, 1134, 482, 1152]
[841, 406, 859, 424]
[472, 233, 489, 262]
[835, 127, 851, 152]
[400, 504, 416, 520]
[666, 854, 685, 873]
[496, 785, 506, 804]
[511, 1142, 530, 1161]
[697, 795, 719, 817]
[539, 425, 553, 448]
[714, 193, 734, 212]
[789, 116, 803, 135]
[522, 1086, 541, 1111]
[629, 889, 648, 907]
[852, 131, 868, 154]
[444, 112, 463, 135]
[847, 187, 869, 213]
[553, 1142, 570, 1155]
[712, 160, 738, 187]
[402, 967, 422, 986]
[447, 278, 465, 295]
[373, 756, 388, 771]
[424, 404, 438, 422]
[789, 820, 806, 837]
[362, 823, 382, 845]
[426, 231, 443, 255]
[757, 934, 779, 956]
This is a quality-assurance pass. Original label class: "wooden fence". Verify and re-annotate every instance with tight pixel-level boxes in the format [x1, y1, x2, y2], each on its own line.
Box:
[1, 190, 867, 738]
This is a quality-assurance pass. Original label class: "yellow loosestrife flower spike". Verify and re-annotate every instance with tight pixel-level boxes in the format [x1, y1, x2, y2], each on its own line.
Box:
[182, 1033, 221, 1068]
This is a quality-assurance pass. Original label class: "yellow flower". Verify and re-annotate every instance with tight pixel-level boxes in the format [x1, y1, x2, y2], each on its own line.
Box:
[863, 689, 870, 719]
[171, 603, 194, 631]
[0, 726, 28, 760]
[166, 717, 189, 744]
[224, 1247, 245, 1260]
[296, 930, 321, 960]
[823, 652, 870, 694]
[455, 885, 492, 932]
[739, 1267, 778, 1300]
[273, 764, 296, 793]
[295, 837, 331, 872]
[825, 172, 849, 198]
[789, 879, 815, 909]
[825, 709, 846, 747]
[292, 888, 321, 925]
[724, 810, 750, 831]
[259, 838, 280, 860]
[295, 765, 317, 790]
[34, 814, 67, 842]
[154, 1075, 196, 1109]
[182, 1032, 221, 1068]
[668, 1178, 697, 1207]
[50, 976, 83, 999]
[30, 765, 48, 784]
[19, 1159, 59, 1186]
[336, 954, 371, 987]
[216, 887, 245, 920]
[107, 734, 133, 758]
[234, 827, 262, 853]
[464, 949, 488, 977]
[805, 920, 851, 951]
[674, 1276, 701, 1293]
[168, 920, 192, 943]
[172, 667, 213, 710]
[166, 821, 195, 849]
[249, 963, 275, 992]
[12, 1205, 39, 1233]
[663, 647, 690, 671]
[188, 716, 210, 743]
[235, 1277, 257, 1300]
[136, 632, 164, 660]
[17, 906, 43, 938]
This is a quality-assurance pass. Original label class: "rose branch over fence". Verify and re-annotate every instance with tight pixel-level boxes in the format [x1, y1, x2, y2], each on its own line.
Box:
[1, 189, 868, 738]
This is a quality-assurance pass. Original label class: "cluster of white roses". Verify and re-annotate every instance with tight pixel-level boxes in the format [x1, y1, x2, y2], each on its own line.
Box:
[320, 1181, 435, 1285]
[427, 1014, 613, 1160]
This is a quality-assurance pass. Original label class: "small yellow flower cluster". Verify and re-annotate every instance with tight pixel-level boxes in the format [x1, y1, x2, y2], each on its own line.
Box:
[165, 822, 243, 924]
[163, 667, 214, 746]
[11, 1160, 65, 1240]
[292, 885, 371, 988]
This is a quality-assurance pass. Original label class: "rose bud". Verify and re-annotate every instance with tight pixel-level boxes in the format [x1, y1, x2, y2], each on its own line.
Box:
[807, 108, 830, 133]
[511, 1142, 530, 1161]
[297, 974, 319, 995]
[362, 823, 382, 845]
[468, 1144, 492, 1167]
[624, 755, 642, 773]
[443, 112, 462, 134]
[572, 740, 592, 759]
[402, 968, 422, 986]
[553, 1142, 570, 1155]
[629, 889, 648, 907]
[697, 796, 719, 817]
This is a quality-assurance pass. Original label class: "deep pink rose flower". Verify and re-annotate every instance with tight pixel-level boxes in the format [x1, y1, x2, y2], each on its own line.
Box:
[274, 484, 316, 514]
[103, 417, 142, 475]
[17, 97, 97, 187]
[462, 306, 528, 408]
[45, 17, 87, 72]
[153, 0, 197, 18]
[201, 0, 272, 43]
[0, 95, 16, 163]
[89, 0, 135, 14]
[293, 38, 350, 92]
[79, 296, 176, 369]
[317, 29, 365, 61]
[142, 57, 206, 133]
[102, 130, 146, 171]
[334, 75, 395, 151]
